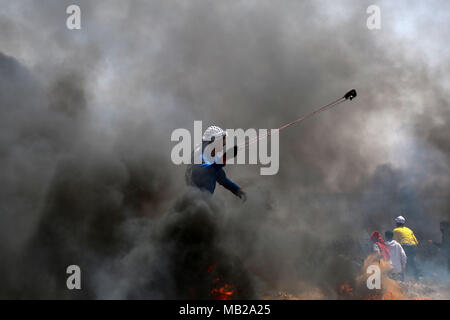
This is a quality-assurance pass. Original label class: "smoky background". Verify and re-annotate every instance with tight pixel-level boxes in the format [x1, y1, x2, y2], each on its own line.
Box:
[0, 0, 449, 298]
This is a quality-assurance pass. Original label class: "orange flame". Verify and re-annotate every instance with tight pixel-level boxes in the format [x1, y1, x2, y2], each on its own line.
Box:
[338, 254, 435, 300]
[339, 283, 354, 296]
[208, 264, 236, 300]
[382, 291, 399, 300]
[211, 281, 236, 300]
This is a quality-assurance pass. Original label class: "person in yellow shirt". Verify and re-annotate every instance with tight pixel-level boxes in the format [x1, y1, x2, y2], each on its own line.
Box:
[393, 216, 421, 279]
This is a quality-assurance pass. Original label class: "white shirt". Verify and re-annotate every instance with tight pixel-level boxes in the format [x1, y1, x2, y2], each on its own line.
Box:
[385, 240, 407, 273]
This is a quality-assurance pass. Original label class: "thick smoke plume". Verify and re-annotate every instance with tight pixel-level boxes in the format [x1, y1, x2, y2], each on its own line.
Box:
[0, 0, 449, 298]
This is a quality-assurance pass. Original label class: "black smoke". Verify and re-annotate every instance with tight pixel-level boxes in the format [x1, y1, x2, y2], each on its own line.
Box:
[0, 0, 449, 298]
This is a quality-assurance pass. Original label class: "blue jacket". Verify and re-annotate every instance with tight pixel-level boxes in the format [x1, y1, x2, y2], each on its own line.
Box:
[186, 143, 241, 196]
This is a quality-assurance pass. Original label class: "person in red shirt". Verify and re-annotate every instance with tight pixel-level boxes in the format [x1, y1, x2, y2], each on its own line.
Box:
[371, 231, 391, 262]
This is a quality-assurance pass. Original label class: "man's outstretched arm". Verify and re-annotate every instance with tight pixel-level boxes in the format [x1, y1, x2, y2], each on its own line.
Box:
[216, 168, 246, 200]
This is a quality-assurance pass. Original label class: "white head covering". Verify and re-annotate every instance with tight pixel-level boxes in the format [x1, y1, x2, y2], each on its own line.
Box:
[395, 216, 406, 224]
[202, 125, 227, 141]
[192, 126, 227, 164]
